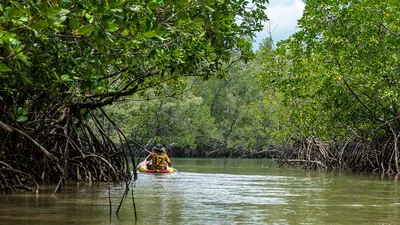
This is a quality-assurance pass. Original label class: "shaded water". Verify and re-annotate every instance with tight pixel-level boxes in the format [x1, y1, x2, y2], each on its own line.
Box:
[1, 158, 400, 225]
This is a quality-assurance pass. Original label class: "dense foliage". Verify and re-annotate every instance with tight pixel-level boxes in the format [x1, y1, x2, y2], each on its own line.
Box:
[106, 52, 275, 157]
[0, 0, 268, 193]
[258, 0, 400, 172]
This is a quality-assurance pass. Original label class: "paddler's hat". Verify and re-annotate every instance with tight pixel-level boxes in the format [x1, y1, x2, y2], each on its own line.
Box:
[153, 144, 164, 153]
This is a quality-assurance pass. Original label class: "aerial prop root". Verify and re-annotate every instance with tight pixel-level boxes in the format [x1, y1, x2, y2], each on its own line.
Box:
[277, 135, 400, 173]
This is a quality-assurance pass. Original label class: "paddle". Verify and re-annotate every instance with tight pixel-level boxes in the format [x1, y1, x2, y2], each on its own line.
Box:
[171, 167, 180, 173]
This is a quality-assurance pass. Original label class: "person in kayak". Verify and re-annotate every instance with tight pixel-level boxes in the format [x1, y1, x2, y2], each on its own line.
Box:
[146, 144, 172, 171]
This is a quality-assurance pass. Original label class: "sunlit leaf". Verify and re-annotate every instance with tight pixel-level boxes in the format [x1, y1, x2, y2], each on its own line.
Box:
[107, 22, 119, 32]
[75, 25, 94, 35]
[61, 74, 73, 81]
[16, 116, 28, 122]
[205, 5, 215, 12]
[46, 6, 70, 17]
[147, 0, 159, 10]
[0, 63, 11, 72]
[143, 31, 157, 38]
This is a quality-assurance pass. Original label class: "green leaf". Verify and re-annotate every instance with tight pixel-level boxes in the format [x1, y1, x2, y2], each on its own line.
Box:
[15, 52, 31, 67]
[31, 19, 48, 30]
[6, 7, 24, 18]
[20, 74, 32, 84]
[69, 17, 80, 30]
[46, 6, 70, 17]
[147, 0, 159, 10]
[107, 22, 119, 32]
[20, 17, 29, 23]
[11, 2, 26, 13]
[178, 0, 190, 7]
[0, 63, 11, 72]
[17, 107, 25, 115]
[9, 37, 20, 45]
[205, 5, 215, 12]
[16, 116, 28, 122]
[75, 25, 94, 35]
[51, 15, 67, 26]
[61, 74, 73, 81]
[143, 31, 157, 38]
[108, 0, 125, 7]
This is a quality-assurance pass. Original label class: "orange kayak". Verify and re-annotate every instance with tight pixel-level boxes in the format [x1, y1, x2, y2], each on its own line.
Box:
[137, 160, 175, 173]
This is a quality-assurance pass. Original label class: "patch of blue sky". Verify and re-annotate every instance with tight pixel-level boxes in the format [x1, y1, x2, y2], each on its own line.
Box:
[253, 0, 305, 51]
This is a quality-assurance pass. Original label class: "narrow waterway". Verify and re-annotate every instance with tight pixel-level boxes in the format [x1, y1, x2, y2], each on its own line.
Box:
[1, 158, 399, 225]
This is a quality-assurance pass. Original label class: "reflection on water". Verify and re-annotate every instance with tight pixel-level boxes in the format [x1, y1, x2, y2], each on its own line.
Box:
[1, 158, 399, 225]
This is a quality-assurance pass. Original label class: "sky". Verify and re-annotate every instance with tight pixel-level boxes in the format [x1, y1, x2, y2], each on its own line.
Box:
[253, 0, 305, 50]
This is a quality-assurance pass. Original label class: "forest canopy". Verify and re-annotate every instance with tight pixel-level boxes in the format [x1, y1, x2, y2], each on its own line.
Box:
[0, 0, 268, 193]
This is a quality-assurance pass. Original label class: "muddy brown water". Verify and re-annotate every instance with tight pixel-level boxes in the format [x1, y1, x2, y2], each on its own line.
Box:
[1, 158, 399, 224]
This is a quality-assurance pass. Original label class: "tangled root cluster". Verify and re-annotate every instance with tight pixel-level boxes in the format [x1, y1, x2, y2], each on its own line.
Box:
[0, 103, 135, 194]
[276, 135, 400, 174]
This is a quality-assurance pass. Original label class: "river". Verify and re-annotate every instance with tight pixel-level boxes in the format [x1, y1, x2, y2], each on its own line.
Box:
[1, 158, 399, 225]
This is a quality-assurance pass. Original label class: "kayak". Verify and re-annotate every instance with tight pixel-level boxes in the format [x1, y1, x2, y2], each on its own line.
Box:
[137, 160, 175, 173]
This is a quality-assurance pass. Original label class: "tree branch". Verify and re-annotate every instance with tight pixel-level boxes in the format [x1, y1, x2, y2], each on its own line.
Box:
[0, 121, 59, 162]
